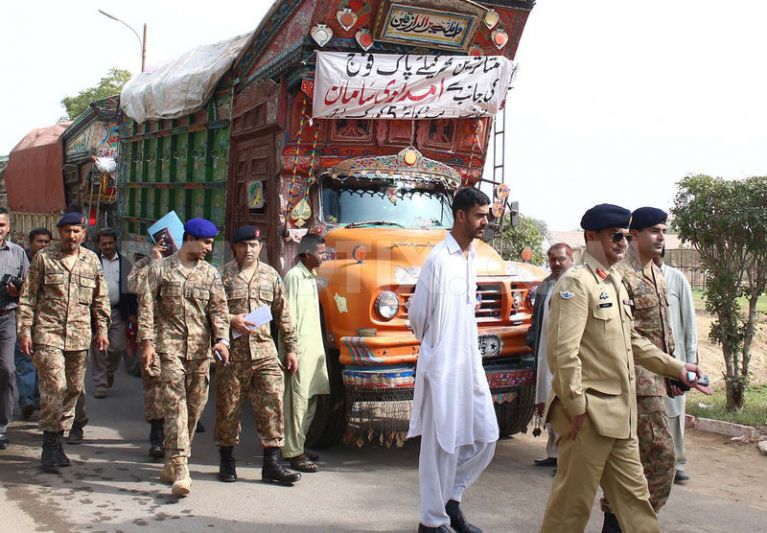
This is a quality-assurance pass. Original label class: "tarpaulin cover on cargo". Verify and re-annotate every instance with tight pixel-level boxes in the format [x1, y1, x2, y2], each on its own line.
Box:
[5, 123, 69, 212]
[121, 33, 250, 124]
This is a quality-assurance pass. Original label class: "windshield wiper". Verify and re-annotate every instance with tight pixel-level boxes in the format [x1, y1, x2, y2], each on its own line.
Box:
[345, 220, 405, 228]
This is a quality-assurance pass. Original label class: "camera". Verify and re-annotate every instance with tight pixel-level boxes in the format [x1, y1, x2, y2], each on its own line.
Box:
[1, 274, 22, 291]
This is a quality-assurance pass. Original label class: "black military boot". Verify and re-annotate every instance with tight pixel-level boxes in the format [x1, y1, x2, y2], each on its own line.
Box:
[601, 512, 623, 533]
[148, 420, 164, 459]
[218, 446, 237, 482]
[262, 447, 301, 485]
[41, 431, 59, 472]
[55, 431, 71, 467]
[445, 499, 482, 533]
[417, 525, 451, 533]
[67, 422, 84, 444]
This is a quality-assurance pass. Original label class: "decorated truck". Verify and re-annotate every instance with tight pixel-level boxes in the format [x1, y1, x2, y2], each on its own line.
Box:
[225, 0, 539, 447]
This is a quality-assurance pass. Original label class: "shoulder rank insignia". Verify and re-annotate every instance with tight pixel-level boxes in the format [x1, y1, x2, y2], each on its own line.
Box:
[560, 291, 575, 300]
[596, 268, 608, 280]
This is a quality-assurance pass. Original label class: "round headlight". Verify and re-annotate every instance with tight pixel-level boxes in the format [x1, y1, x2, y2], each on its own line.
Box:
[375, 291, 400, 320]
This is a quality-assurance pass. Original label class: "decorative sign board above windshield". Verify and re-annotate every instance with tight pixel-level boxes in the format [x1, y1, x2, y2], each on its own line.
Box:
[373, 0, 486, 52]
[312, 52, 515, 120]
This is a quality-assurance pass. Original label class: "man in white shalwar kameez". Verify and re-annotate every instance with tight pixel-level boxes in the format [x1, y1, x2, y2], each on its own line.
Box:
[658, 256, 698, 482]
[408, 187, 498, 533]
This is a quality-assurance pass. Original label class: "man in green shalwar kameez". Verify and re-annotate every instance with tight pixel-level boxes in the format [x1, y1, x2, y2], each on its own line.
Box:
[281, 233, 330, 472]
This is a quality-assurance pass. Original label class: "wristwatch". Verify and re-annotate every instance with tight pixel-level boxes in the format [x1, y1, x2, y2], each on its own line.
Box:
[216, 338, 230, 348]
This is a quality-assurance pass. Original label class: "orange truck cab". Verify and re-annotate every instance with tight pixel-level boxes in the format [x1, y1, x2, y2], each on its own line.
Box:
[224, 0, 539, 447]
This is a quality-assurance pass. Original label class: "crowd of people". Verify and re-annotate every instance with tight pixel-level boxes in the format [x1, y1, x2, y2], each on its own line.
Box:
[0, 190, 713, 532]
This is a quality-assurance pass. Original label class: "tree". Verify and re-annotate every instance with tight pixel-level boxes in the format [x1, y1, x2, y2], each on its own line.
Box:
[671, 174, 767, 411]
[61, 68, 132, 120]
[498, 213, 547, 265]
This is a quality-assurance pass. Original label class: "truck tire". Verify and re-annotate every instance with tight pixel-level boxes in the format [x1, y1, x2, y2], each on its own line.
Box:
[305, 348, 348, 448]
[495, 383, 536, 436]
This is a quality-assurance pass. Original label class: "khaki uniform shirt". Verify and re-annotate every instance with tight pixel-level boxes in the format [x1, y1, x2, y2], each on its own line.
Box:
[18, 244, 111, 350]
[221, 259, 297, 362]
[617, 247, 676, 398]
[138, 253, 229, 360]
[545, 252, 685, 439]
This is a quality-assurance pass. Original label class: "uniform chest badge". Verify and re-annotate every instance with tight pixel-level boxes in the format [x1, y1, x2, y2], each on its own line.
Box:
[599, 291, 609, 300]
[560, 291, 575, 300]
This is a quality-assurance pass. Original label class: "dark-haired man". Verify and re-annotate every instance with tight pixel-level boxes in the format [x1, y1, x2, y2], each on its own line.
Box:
[139, 218, 230, 497]
[408, 187, 498, 533]
[215, 225, 300, 486]
[282, 232, 330, 473]
[0, 208, 30, 450]
[18, 212, 110, 471]
[539, 204, 712, 533]
[15, 228, 50, 420]
[90, 227, 135, 398]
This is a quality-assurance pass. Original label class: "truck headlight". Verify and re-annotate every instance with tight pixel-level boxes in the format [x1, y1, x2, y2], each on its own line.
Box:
[375, 291, 400, 320]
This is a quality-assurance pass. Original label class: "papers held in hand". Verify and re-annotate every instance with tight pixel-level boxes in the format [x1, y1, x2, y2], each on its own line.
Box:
[232, 306, 273, 339]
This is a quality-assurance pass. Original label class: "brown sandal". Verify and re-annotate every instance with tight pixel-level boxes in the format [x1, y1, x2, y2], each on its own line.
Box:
[287, 454, 319, 473]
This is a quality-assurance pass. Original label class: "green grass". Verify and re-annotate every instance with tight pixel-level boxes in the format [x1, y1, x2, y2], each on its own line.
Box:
[691, 289, 767, 314]
[687, 384, 767, 427]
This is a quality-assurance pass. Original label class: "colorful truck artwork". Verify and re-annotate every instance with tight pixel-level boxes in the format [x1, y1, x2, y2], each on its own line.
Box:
[118, 0, 539, 448]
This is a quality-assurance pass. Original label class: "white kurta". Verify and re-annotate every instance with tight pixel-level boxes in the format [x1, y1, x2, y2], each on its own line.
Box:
[407, 233, 499, 453]
[661, 264, 698, 417]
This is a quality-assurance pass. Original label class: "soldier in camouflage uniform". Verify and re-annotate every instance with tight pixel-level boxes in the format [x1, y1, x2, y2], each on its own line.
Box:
[17, 212, 111, 472]
[602, 207, 679, 533]
[138, 218, 230, 497]
[215, 225, 300, 485]
[127, 242, 166, 458]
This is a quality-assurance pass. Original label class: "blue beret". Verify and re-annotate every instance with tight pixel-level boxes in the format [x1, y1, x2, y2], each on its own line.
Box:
[630, 207, 667, 231]
[580, 203, 632, 231]
[183, 218, 218, 239]
[57, 212, 86, 227]
[233, 225, 261, 243]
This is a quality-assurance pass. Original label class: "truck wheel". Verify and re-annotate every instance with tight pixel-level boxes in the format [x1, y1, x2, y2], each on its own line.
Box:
[495, 384, 536, 436]
[305, 348, 348, 448]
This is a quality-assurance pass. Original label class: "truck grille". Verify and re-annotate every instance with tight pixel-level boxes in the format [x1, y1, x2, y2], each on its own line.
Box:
[397, 281, 504, 321]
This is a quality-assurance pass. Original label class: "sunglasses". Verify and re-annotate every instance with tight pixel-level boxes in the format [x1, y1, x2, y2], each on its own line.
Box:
[610, 231, 633, 243]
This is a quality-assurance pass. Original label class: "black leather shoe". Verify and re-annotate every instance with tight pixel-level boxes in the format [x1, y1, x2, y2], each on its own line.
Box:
[674, 470, 690, 483]
[148, 420, 164, 459]
[218, 446, 237, 482]
[601, 511, 622, 533]
[0, 433, 8, 450]
[417, 524, 451, 533]
[445, 500, 482, 533]
[41, 431, 59, 472]
[262, 447, 300, 485]
[533, 457, 557, 467]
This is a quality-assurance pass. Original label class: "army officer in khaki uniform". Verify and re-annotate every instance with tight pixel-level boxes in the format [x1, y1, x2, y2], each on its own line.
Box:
[539, 204, 712, 533]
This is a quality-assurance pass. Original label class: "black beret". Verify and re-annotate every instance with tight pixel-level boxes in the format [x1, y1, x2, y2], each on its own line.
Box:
[629, 207, 667, 231]
[233, 225, 261, 243]
[183, 218, 218, 239]
[580, 203, 632, 231]
[57, 212, 86, 227]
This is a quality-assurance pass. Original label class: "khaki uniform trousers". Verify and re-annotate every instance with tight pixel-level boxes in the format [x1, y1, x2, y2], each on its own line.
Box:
[540, 402, 660, 533]
[161, 354, 210, 459]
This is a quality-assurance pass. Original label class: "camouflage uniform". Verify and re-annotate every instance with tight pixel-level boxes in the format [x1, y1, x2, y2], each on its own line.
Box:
[17, 244, 111, 432]
[215, 260, 298, 448]
[138, 254, 229, 458]
[127, 256, 163, 422]
[611, 246, 677, 512]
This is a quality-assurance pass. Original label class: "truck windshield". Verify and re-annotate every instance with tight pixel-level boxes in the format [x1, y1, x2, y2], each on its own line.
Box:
[321, 180, 454, 229]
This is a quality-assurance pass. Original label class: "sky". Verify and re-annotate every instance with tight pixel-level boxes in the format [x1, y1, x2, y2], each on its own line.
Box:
[2, 0, 766, 230]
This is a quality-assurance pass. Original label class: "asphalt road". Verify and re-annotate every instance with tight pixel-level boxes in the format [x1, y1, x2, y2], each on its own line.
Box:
[1, 364, 765, 533]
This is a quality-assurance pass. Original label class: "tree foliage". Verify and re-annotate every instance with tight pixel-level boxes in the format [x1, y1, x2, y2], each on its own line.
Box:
[61, 68, 132, 120]
[671, 174, 767, 411]
[499, 214, 547, 265]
